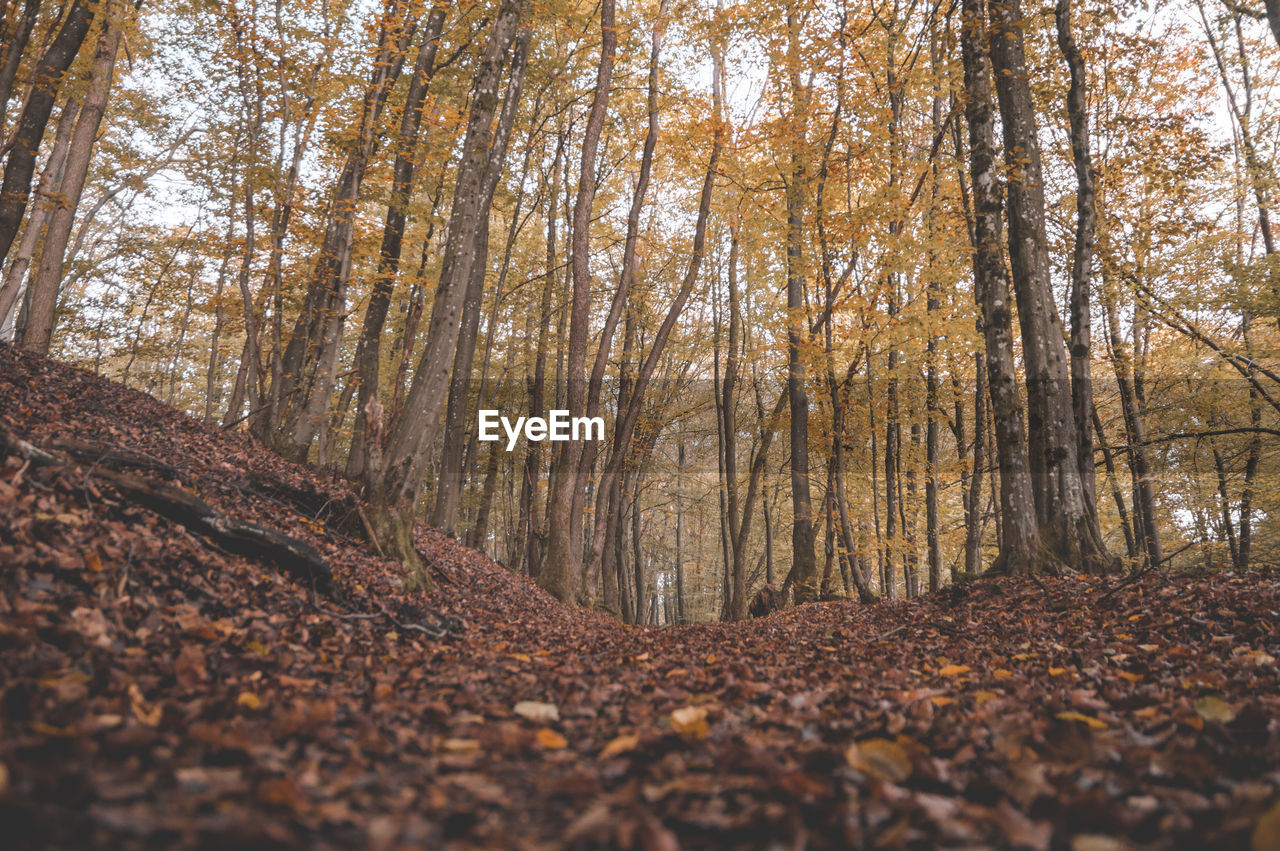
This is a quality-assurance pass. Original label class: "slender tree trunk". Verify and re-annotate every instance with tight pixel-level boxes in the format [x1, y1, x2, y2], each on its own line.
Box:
[576, 53, 724, 599]
[1091, 405, 1136, 562]
[784, 5, 817, 602]
[517, 133, 563, 578]
[368, 0, 527, 585]
[0, 96, 75, 336]
[0, 0, 40, 133]
[433, 63, 532, 533]
[961, 0, 1041, 575]
[0, 0, 94, 269]
[276, 0, 416, 461]
[989, 0, 1110, 573]
[542, 0, 617, 604]
[20, 0, 124, 355]
[1055, 0, 1098, 507]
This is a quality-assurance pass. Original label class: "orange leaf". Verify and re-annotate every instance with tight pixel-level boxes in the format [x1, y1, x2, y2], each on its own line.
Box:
[536, 728, 568, 749]
[938, 665, 970, 678]
[599, 733, 640, 759]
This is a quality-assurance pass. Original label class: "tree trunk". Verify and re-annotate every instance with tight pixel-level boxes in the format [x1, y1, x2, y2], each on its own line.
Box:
[784, 5, 817, 602]
[0, 0, 40, 133]
[20, 0, 124, 355]
[961, 0, 1041, 575]
[276, 0, 416, 461]
[367, 0, 527, 586]
[0, 0, 94, 270]
[344, 4, 447, 480]
[543, 0, 617, 604]
[0, 96, 75, 336]
[1055, 0, 1098, 507]
[988, 0, 1110, 573]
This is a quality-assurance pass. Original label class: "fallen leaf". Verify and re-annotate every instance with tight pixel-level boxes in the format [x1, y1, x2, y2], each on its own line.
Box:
[513, 701, 560, 723]
[1056, 711, 1108, 730]
[536, 728, 568, 749]
[1194, 695, 1236, 724]
[442, 738, 481, 754]
[599, 733, 640, 759]
[237, 691, 262, 710]
[1253, 798, 1280, 851]
[670, 706, 709, 738]
[846, 738, 912, 783]
[1070, 836, 1129, 851]
[939, 664, 970, 678]
[129, 683, 161, 727]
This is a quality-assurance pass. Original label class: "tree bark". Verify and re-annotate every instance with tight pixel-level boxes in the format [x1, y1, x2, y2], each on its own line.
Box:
[543, 0, 617, 603]
[276, 0, 416, 461]
[784, 5, 817, 602]
[0, 0, 94, 270]
[0, 96, 74, 337]
[0, 0, 40, 141]
[1055, 0, 1098, 508]
[434, 70, 531, 537]
[367, 0, 527, 586]
[20, 0, 125, 355]
[988, 0, 1111, 573]
[961, 0, 1041, 575]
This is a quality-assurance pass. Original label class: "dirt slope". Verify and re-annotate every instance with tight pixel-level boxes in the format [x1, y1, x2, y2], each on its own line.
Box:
[1, 345, 1278, 850]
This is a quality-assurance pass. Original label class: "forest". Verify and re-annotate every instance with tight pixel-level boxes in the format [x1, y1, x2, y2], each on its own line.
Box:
[1, 0, 1279, 847]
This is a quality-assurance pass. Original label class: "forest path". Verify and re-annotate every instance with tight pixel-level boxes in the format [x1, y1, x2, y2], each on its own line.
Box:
[1, 345, 1278, 849]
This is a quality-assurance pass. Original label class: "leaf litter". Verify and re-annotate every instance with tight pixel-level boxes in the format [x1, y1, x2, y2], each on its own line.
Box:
[1, 346, 1278, 848]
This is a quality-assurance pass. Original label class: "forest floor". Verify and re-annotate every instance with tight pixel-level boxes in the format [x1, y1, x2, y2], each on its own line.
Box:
[1, 345, 1279, 850]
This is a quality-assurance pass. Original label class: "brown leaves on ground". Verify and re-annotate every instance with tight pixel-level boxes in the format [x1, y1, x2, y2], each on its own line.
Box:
[1, 346, 1279, 849]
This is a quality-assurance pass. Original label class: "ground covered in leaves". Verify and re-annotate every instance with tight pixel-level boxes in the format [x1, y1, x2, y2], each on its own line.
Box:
[1, 346, 1279, 850]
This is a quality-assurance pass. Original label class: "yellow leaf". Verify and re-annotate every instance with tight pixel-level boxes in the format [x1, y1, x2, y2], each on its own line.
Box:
[993, 669, 1013, 680]
[442, 738, 480, 754]
[1048, 667, 1066, 677]
[599, 733, 640, 759]
[536, 728, 568, 749]
[670, 706, 709, 738]
[129, 683, 161, 726]
[634, 652, 650, 662]
[1134, 706, 1160, 719]
[975, 691, 1000, 705]
[513, 700, 560, 723]
[1128, 614, 1144, 622]
[930, 696, 955, 707]
[1056, 711, 1108, 730]
[705, 654, 717, 664]
[845, 738, 912, 783]
[83, 550, 103, 572]
[1117, 671, 1143, 684]
[237, 691, 261, 710]
[246, 641, 270, 658]
[1252, 798, 1280, 851]
[509, 653, 532, 663]
[1194, 696, 1236, 724]
[938, 665, 970, 678]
